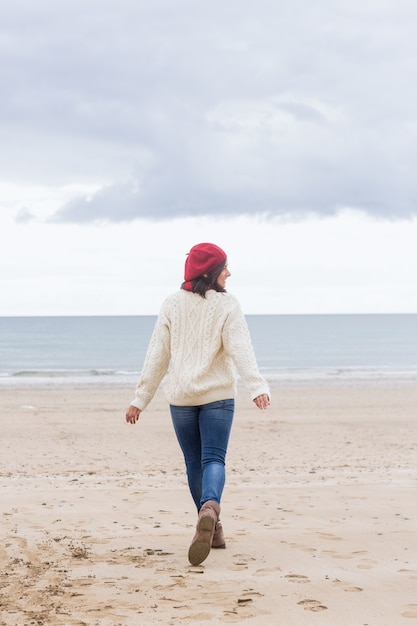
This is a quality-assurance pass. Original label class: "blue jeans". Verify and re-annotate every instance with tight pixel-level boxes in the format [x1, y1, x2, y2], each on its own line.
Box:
[170, 399, 235, 511]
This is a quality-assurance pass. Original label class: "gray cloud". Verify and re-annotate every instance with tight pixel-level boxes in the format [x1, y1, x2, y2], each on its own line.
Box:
[2, 0, 417, 222]
[15, 207, 35, 223]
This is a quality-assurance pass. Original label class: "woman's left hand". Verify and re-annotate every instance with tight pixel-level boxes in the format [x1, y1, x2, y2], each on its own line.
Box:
[253, 394, 270, 410]
[126, 405, 141, 424]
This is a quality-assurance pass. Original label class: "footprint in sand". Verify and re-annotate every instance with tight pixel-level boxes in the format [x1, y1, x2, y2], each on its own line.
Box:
[6, 535, 42, 567]
[253, 567, 281, 576]
[398, 569, 417, 580]
[298, 599, 328, 612]
[288, 542, 317, 554]
[228, 554, 256, 571]
[284, 574, 310, 583]
[357, 558, 377, 569]
[331, 578, 363, 592]
[316, 532, 343, 541]
[402, 604, 417, 619]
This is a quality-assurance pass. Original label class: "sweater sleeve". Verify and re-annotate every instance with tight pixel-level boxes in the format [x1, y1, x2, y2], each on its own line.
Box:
[130, 303, 171, 411]
[222, 300, 271, 401]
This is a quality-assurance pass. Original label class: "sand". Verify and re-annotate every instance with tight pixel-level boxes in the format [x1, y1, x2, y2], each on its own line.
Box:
[1, 380, 417, 625]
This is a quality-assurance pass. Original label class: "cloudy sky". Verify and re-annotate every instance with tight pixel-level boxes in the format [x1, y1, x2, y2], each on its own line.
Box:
[1, 0, 416, 315]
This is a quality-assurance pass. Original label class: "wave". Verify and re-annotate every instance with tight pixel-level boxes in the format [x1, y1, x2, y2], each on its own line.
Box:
[1, 365, 416, 388]
[12, 369, 125, 378]
[262, 365, 417, 382]
[0, 368, 140, 386]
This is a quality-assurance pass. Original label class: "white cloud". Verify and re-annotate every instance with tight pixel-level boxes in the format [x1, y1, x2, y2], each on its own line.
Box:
[1, 212, 416, 316]
[1, 1, 417, 314]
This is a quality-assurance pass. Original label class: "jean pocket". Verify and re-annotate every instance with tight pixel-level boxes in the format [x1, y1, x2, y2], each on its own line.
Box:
[204, 399, 234, 410]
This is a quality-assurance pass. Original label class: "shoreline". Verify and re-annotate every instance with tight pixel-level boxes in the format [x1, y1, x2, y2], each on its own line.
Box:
[1, 381, 417, 625]
[1, 368, 417, 389]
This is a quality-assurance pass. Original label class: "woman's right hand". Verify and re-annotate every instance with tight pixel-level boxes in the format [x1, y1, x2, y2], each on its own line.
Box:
[253, 394, 270, 410]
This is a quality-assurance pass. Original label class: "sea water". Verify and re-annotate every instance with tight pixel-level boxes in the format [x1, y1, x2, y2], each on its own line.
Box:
[0, 314, 416, 386]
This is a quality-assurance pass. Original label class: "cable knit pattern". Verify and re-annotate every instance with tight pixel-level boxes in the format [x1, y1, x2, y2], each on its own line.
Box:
[130, 290, 270, 410]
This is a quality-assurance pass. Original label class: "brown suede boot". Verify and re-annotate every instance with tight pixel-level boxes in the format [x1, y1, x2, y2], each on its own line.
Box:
[212, 521, 226, 549]
[188, 500, 220, 566]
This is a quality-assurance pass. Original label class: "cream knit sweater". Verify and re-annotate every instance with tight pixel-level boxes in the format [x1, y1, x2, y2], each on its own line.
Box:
[130, 289, 270, 410]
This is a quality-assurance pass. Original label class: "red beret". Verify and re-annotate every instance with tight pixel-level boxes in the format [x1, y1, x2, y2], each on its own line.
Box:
[184, 243, 227, 281]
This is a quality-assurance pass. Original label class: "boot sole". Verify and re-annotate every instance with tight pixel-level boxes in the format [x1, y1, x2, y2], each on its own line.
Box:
[188, 514, 215, 566]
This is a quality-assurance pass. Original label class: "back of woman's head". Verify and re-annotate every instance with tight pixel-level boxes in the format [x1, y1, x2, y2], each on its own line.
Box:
[181, 243, 227, 297]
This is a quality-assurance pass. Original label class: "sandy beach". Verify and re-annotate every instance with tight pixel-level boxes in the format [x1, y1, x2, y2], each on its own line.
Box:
[1, 380, 417, 625]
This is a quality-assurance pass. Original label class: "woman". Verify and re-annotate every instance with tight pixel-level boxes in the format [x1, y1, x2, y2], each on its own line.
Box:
[126, 242, 270, 566]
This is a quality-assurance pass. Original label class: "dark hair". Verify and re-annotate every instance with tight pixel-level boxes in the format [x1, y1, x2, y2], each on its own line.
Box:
[181, 261, 227, 297]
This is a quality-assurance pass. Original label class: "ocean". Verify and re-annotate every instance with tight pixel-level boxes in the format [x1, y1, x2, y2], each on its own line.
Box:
[0, 314, 416, 386]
